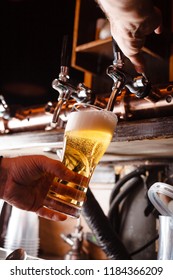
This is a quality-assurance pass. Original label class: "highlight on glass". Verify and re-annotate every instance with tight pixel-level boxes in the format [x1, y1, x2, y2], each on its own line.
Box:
[43, 104, 118, 218]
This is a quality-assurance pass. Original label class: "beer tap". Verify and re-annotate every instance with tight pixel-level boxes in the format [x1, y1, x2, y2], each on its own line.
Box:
[106, 39, 160, 111]
[106, 41, 126, 111]
[0, 95, 10, 120]
[60, 218, 88, 260]
[51, 36, 93, 125]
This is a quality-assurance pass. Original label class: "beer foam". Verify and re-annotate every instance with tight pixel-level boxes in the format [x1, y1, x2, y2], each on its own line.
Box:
[65, 109, 117, 133]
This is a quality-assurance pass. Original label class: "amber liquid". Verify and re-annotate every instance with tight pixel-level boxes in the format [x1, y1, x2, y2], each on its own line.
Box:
[47, 129, 112, 211]
[45, 109, 117, 218]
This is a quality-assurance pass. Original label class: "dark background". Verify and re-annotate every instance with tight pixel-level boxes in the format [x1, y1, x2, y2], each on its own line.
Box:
[0, 0, 172, 107]
[0, 0, 83, 106]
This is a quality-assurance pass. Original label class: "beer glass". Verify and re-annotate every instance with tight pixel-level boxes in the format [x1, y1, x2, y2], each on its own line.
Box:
[44, 103, 118, 218]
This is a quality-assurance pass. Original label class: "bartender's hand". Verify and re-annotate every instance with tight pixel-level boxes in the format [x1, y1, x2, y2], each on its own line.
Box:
[0, 155, 87, 221]
[97, 0, 162, 73]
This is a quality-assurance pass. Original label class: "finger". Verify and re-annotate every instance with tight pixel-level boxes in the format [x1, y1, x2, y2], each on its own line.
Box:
[41, 158, 89, 187]
[36, 206, 67, 222]
[128, 53, 145, 73]
[153, 7, 163, 35]
[50, 180, 86, 202]
[55, 162, 89, 187]
[154, 25, 162, 34]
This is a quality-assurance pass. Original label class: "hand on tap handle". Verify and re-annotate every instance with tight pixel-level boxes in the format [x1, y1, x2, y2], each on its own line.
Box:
[97, 0, 162, 73]
[107, 38, 154, 107]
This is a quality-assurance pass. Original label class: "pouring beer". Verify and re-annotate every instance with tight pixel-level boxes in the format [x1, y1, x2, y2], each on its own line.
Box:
[44, 104, 118, 218]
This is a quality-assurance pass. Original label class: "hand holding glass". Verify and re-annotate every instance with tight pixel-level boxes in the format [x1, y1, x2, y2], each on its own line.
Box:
[44, 104, 118, 218]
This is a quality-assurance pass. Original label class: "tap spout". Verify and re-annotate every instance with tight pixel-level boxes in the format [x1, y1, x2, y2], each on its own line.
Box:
[106, 40, 127, 111]
[106, 65, 126, 111]
[52, 98, 65, 124]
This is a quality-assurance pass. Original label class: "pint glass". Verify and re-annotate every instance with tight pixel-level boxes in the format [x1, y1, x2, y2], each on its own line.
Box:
[44, 104, 118, 218]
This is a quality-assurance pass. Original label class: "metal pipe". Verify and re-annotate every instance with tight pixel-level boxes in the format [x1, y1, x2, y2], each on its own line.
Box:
[1, 83, 173, 134]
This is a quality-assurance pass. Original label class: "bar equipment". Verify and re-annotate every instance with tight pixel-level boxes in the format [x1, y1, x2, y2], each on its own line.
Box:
[60, 218, 88, 260]
[148, 182, 173, 259]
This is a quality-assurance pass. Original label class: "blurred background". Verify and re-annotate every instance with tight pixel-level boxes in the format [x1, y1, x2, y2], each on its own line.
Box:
[0, 0, 83, 107]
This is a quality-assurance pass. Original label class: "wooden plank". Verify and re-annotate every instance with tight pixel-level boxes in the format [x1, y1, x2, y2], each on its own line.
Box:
[114, 116, 173, 142]
[0, 116, 173, 149]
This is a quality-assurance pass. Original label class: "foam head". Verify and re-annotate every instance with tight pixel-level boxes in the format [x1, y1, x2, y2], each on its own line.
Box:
[65, 109, 117, 134]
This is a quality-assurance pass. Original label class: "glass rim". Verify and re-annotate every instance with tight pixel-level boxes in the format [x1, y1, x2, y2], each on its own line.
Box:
[72, 102, 103, 112]
[71, 103, 117, 116]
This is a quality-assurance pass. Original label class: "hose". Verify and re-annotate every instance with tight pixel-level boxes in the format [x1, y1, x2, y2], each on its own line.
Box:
[109, 167, 146, 205]
[108, 176, 144, 232]
[82, 187, 131, 260]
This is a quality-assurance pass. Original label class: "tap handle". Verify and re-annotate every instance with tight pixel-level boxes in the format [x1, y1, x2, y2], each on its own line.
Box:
[112, 38, 124, 68]
[58, 35, 71, 82]
[61, 35, 70, 67]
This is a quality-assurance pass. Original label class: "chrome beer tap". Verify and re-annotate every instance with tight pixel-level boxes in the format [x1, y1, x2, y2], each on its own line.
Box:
[60, 218, 88, 260]
[51, 67, 92, 124]
[51, 36, 93, 125]
[106, 39, 159, 111]
[0, 95, 10, 119]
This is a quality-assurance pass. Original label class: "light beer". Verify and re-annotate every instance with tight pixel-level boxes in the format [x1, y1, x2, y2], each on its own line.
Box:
[45, 107, 117, 218]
